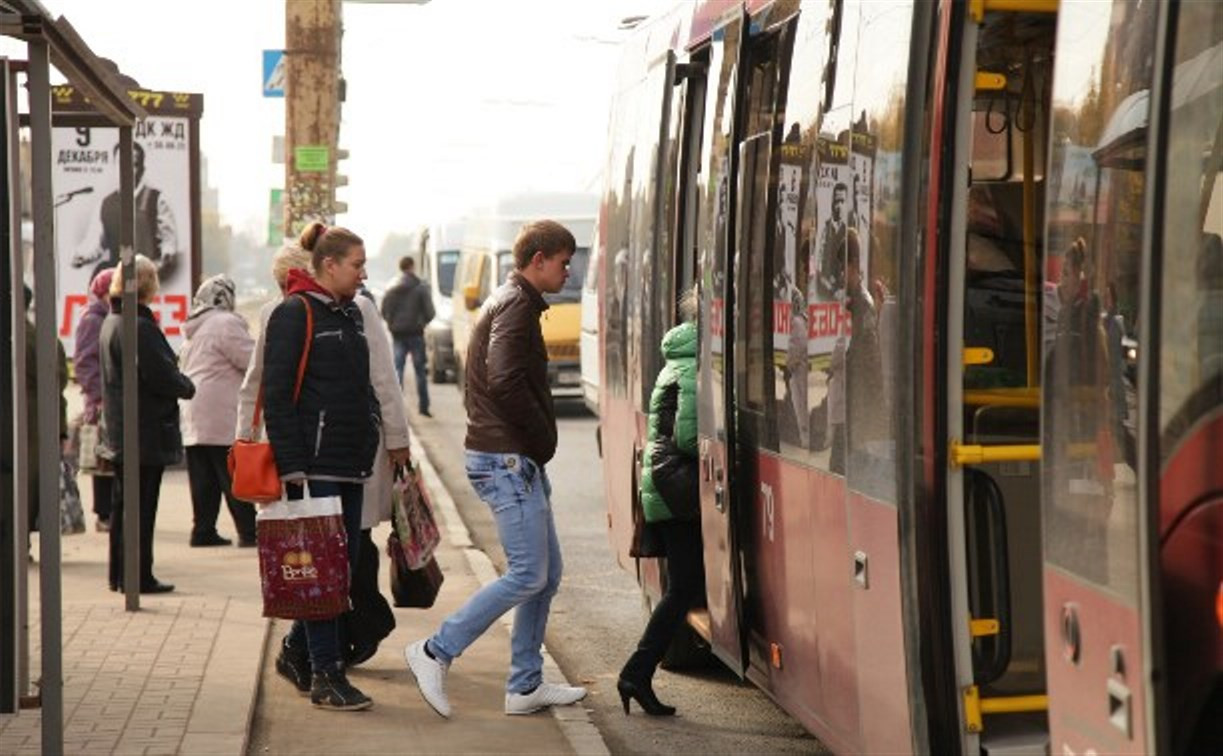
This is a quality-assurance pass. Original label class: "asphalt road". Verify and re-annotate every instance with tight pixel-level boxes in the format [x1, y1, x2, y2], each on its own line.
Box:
[407, 376, 825, 754]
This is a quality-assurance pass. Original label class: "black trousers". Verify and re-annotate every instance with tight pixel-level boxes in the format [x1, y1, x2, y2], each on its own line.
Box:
[109, 464, 164, 588]
[185, 445, 256, 542]
[621, 519, 705, 683]
[92, 474, 113, 520]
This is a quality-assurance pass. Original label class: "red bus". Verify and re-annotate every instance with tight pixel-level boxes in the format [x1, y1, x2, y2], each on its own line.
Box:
[595, 1, 1222, 753]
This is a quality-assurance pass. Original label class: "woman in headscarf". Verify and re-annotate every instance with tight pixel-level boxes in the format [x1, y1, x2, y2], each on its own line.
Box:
[179, 274, 257, 547]
[74, 267, 115, 531]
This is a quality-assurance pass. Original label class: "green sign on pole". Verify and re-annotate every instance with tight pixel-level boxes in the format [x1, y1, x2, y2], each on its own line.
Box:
[268, 188, 284, 246]
[294, 145, 330, 173]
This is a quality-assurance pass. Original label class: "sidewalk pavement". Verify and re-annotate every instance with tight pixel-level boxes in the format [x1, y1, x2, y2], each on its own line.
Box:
[0, 435, 605, 755]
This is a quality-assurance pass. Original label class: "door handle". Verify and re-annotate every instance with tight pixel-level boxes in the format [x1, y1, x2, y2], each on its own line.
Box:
[1107, 677, 1132, 738]
[714, 482, 725, 512]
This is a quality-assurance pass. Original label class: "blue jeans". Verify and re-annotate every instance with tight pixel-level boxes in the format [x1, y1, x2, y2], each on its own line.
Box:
[285, 480, 364, 673]
[393, 333, 430, 413]
[429, 451, 562, 694]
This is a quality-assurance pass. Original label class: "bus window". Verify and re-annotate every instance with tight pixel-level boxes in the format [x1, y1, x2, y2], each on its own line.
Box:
[1159, 3, 1223, 446]
[842, 1, 912, 500]
[1043, 0, 1157, 596]
[695, 15, 741, 447]
[737, 28, 788, 453]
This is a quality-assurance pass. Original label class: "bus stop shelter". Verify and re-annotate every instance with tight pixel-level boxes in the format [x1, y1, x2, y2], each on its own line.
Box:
[0, 4, 146, 755]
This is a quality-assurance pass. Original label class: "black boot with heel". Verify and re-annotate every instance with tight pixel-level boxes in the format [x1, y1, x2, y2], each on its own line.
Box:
[617, 677, 677, 716]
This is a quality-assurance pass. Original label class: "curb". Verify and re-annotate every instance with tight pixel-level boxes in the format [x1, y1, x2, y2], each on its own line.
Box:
[410, 434, 611, 756]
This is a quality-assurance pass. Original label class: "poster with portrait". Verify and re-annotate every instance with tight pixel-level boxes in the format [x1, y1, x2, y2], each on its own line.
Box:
[51, 88, 202, 353]
[807, 134, 872, 357]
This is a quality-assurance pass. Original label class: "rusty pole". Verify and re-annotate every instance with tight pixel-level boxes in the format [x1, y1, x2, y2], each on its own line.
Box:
[284, 0, 341, 239]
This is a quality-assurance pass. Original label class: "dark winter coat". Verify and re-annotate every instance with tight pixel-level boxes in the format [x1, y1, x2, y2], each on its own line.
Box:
[99, 299, 196, 467]
[463, 270, 557, 467]
[380, 272, 435, 339]
[262, 270, 380, 483]
[640, 321, 698, 522]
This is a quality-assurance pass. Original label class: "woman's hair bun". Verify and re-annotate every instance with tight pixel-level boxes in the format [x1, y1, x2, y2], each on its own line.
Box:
[299, 221, 327, 252]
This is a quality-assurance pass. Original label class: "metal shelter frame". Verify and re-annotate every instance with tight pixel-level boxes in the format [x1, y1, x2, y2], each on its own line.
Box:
[0, 4, 145, 755]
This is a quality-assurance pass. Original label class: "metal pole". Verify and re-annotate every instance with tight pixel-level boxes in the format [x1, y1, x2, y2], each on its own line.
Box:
[0, 58, 18, 716]
[6, 62, 30, 711]
[285, 0, 341, 237]
[28, 38, 63, 756]
[119, 126, 140, 612]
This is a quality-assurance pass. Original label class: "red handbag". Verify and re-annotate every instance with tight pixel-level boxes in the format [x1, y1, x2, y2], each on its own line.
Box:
[229, 295, 313, 503]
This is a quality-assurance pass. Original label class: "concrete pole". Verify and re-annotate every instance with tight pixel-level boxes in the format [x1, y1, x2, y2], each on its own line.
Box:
[285, 0, 341, 239]
[27, 38, 64, 756]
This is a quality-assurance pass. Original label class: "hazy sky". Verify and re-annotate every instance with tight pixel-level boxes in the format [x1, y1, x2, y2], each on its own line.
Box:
[21, 0, 659, 251]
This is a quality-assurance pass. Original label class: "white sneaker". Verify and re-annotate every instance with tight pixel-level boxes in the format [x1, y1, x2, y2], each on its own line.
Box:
[404, 640, 451, 718]
[504, 682, 588, 715]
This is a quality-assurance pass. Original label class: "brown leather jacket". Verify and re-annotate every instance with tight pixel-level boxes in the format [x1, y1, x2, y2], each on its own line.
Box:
[463, 271, 557, 466]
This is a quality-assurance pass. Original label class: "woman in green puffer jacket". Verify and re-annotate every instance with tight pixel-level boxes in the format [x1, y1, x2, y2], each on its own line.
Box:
[618, 288, 705, 717]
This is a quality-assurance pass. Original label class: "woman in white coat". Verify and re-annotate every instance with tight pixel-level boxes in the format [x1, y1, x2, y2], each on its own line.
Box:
[180, 274, 257, 546]
[237, 245, 410, 669]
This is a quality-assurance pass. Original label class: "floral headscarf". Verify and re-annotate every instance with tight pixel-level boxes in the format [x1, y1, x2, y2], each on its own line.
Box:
[189, 274, 236, 319]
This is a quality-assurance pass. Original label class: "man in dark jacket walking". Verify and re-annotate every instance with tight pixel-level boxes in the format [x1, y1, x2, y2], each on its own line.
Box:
[380, 256, 435, 415]
[404, 220, 587, 719]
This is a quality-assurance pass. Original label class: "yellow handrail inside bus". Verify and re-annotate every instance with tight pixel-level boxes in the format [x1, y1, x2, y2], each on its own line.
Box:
[970, 0, 1059, 24]
[975, 71, 1007, 92]
[964, 686, 1049, 733]
[950, 442, 1041, 467]
[970, 618, 1000, 637]
[1021, 60, 1039, 388]
[963, 347, 995, 366]
[963, 387, 1040, 408]
[982, 694, 1048, 714]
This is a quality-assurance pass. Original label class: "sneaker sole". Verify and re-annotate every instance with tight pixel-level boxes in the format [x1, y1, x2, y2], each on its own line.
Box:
[311, 699, 373, 711]
[403, 645, 450, 718]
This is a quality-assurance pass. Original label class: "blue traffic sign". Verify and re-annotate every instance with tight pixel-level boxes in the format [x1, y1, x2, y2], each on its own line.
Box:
[263, 50, 285, 98]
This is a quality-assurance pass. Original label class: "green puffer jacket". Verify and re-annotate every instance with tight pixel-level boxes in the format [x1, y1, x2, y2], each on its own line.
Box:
[640, 321, 698, 522]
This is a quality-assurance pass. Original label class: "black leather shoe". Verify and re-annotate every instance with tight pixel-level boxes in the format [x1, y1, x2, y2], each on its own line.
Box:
[139, 580, 175, 594]
[237, 536, 257, 548]
[617, 677, 676, 716]
[190, 533, 232, 547]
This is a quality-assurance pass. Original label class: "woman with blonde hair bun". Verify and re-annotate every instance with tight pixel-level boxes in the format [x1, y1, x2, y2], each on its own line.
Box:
[259, 222, 398, 711]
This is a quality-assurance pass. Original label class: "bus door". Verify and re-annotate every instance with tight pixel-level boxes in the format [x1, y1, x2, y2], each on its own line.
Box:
[695, 8, 747, 674]
[941, 0, 1060, 751]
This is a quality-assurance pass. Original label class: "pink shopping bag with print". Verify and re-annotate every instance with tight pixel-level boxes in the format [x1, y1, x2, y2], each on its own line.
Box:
[256, 492, 350, 620]
[391, 462, 441, 570]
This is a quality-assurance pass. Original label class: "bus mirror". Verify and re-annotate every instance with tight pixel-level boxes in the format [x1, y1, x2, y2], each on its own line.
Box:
[463, 283, 481, 310]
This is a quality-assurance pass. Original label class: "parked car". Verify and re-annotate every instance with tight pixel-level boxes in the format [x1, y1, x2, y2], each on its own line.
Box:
[422, 221, 464, 383]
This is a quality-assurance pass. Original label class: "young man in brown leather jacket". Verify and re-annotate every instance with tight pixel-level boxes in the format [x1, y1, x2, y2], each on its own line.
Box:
[405, 220, 588, 718]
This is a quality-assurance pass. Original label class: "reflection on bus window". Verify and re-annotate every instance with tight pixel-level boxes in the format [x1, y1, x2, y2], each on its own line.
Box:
[1043, 0, 1157, 597]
